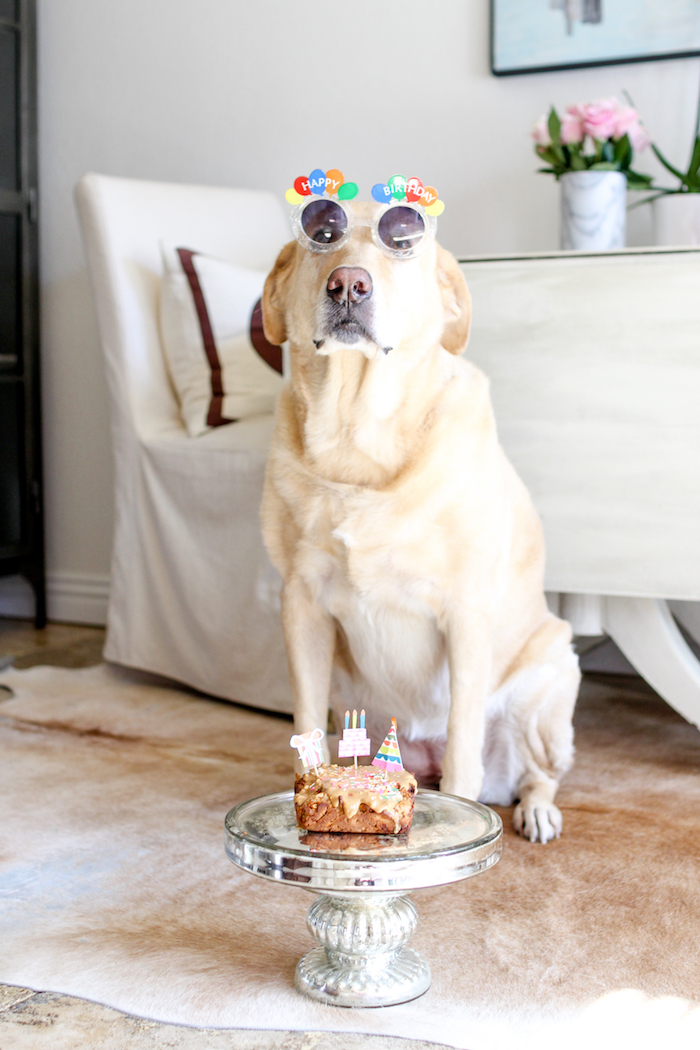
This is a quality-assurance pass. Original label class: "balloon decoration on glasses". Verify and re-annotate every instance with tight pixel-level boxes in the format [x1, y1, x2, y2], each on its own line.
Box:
[285, 168, 359, 206]
[371, 174, 445, 217]
[285, 168, 441, 260]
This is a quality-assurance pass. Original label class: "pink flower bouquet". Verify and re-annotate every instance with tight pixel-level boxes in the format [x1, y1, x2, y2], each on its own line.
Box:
[532, 97, 652, 189]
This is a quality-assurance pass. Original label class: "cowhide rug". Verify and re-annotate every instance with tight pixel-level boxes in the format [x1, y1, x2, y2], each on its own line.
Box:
[1, 663, 699, 1050]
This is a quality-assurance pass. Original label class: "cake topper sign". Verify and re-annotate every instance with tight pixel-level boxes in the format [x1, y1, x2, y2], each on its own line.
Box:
[290, 728, 325, 772]
[372, 718, 404, 772]
[338, 708, 372, 770]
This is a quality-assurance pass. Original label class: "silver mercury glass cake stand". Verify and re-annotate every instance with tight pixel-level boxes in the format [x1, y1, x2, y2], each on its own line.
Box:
[224, 788, 502, 1008]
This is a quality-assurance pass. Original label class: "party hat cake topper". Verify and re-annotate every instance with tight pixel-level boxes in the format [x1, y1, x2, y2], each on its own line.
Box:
[290, 728, 325, 772]
[371, 175, 445, 217]
[337, 708, 372, 770]
[372, 717, 404, 772]
[286, 168, 359, 206]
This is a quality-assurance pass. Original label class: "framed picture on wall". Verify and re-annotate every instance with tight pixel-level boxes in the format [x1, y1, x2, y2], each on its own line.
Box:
[491, 0, 700, 76]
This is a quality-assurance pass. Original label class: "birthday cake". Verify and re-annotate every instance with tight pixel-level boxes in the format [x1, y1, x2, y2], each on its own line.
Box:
[294, 765, 416, 834]
[291, 715, 417, 835]
[299, 829, 410, 852]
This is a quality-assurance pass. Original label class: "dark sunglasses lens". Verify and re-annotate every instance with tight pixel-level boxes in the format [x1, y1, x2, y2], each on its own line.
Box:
[301, 199, 348, 245]
[377, 206, 426, 252]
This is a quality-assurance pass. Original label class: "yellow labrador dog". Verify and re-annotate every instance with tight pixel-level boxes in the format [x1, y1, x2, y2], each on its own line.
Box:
[260, 197, 580, 843]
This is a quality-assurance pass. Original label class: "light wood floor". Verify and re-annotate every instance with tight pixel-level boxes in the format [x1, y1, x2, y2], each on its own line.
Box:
[0, 617, 106, 671]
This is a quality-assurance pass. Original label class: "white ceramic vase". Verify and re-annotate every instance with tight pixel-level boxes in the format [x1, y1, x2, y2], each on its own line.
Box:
[653, 193, 700, 246]
[560, 170, 626, 251]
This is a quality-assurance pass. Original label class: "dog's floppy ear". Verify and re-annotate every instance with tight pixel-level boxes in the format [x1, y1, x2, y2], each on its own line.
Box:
[436, 244, 472, 355]
[262, 241, 296, 346]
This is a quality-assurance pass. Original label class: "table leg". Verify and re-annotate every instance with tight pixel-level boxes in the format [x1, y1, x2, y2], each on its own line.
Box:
[295, 892, 431, 1008]
[604, 597, 700, 730]
[668, 601, 700, 648]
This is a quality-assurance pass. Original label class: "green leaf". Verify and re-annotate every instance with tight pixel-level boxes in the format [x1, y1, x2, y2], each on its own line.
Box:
[627, 190, 678, 208]
[626, 169, 652, 182]
[548, 106, 562, 146]
[549, 143, 567, 165]
[570, 152, 587, 170]
[601, 140, 615, 164]
[590, 162, 619, 171]
[625, 169, 654, 189]
[536, 146, 561, 167]
[651, 144, 686, 182]
[614, 134, 632, 169]
[687, 135, 700, 181]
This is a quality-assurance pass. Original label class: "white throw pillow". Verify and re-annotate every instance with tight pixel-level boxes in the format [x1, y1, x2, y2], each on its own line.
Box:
[159, 244, 285, 437]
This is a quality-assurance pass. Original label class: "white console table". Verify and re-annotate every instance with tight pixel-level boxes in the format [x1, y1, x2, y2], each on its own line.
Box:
[459, 247, 700, 729]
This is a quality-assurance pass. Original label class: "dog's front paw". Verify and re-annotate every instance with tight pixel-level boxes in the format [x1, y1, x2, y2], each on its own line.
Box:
[513, 799, 562, 844]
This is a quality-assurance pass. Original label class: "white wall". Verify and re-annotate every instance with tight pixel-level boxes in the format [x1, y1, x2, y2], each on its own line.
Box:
[3, 0, 699, 623]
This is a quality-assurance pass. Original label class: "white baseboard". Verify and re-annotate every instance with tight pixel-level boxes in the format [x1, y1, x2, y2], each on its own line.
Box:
[0, 571, 110, 626]
[47, 571, 110, 625]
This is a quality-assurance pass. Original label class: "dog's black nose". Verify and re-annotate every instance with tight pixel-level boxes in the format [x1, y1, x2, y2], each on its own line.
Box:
[326, 267, 373, 305]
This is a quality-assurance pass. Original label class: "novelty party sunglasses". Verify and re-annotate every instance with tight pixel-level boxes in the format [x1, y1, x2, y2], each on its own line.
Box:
[290, 197, 437, 260]
[285, 170, 445, 261]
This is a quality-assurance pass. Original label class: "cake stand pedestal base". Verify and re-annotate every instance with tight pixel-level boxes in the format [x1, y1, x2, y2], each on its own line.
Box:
[295, 892, 430, 1007]
[225, 788, 502, 1009]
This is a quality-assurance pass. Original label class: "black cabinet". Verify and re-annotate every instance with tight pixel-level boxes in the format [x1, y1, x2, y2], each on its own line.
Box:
[0, 0, 44, 626]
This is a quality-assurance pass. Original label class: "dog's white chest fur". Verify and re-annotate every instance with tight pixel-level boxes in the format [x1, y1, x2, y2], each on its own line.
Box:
[296, 491, 451, 741]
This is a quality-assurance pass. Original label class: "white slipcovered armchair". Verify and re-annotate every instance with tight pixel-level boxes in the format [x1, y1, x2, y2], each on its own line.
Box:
[76, 173, 293, 713]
